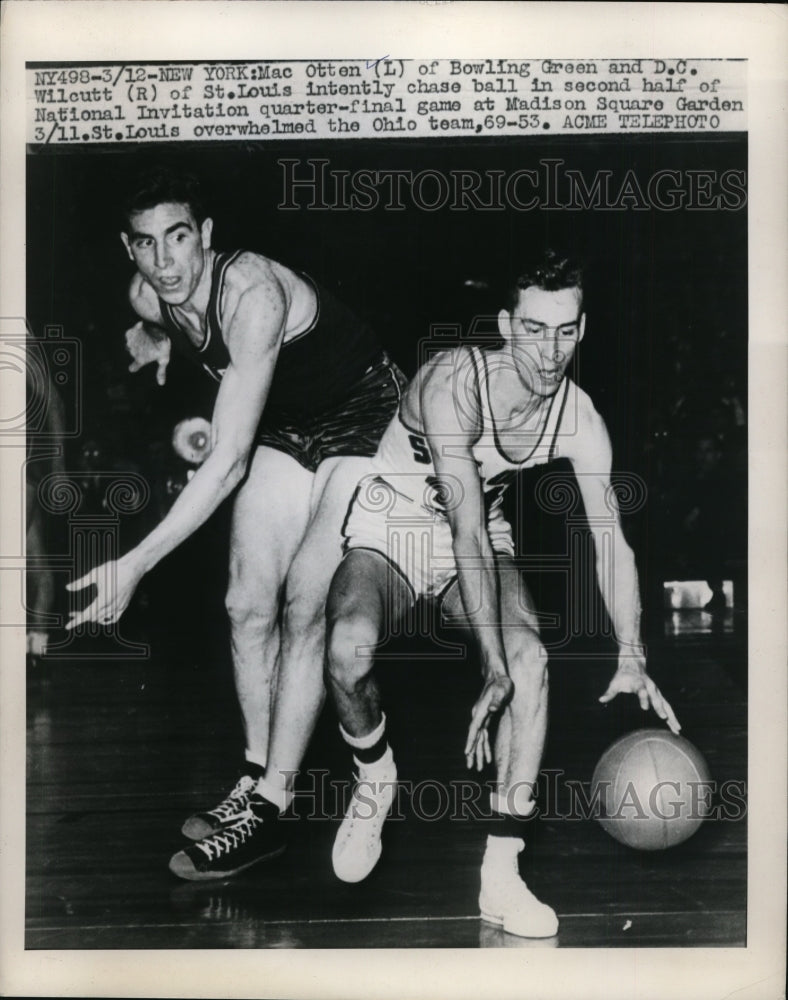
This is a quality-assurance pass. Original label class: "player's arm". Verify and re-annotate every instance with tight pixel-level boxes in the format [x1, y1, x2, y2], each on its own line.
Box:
[126, 273, 172, 386]
[421, 356, 514, 768]
[66, 268, 287, 629]
[567, 396, 680, 733]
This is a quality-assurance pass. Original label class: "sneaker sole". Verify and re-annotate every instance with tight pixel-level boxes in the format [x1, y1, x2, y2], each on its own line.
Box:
[480, 910, 559, 939]
[332, 841, 382, 883]
[168, 843, 286, 882]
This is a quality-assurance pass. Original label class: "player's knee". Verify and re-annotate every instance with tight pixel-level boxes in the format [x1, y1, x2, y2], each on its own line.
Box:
[282, 586, 324, 644]
[326, 613, 376, 692]
[225, 583, 278, 634]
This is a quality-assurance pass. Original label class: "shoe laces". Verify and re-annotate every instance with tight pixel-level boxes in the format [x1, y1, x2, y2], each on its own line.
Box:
[209, 775, 256, 822]
[196, 810, 262, 861]
[347, 769, 396, 820]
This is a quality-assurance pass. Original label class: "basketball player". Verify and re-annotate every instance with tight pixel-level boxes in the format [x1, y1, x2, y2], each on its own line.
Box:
[325, 250, 681, 937]
[66, 166, 405, 879]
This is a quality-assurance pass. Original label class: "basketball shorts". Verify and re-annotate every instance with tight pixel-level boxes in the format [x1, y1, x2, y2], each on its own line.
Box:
[256, 353, 407, 473]
[342, 473, 516, 600]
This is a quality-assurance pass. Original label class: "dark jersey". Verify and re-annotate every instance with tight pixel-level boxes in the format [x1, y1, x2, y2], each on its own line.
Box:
[157, 250, 382, 420]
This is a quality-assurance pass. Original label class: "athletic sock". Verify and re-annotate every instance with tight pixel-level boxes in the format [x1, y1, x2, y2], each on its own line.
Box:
[332, 719, 397, 884]
[243, 751, 267, 781]
[339, 714, 392, 769]
[479, 793, 558, 938]
[249, 794, 280, 823]
[487, 791, 536, 845]
[253, 775, 293, 815]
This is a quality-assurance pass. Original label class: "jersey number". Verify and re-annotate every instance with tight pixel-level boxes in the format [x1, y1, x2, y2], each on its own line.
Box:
[408, 433, 431, 465]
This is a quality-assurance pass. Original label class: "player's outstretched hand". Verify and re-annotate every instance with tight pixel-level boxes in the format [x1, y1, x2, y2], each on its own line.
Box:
[599, 657, 681, 735]
[65, 556, 143, 630]
[125, 321, 171, 386]
[464, 674, 514, 771]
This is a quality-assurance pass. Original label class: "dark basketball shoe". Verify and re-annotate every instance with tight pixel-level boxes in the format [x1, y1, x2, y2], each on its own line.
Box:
[169, 795, 286, 881]
[181, 774, 257, 841]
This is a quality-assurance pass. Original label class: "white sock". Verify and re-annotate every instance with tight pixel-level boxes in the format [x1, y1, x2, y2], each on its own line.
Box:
[253, 775, 293, 813]
[339, 713, 387, 750]
[490, 790, 536, 818]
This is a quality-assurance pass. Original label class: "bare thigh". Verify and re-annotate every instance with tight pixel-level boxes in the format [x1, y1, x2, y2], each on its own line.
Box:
[228, 446, 315, 610]
[283, 455, 376, 620]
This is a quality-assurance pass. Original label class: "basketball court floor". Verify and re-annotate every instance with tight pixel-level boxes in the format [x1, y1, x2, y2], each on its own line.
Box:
[26, 595, 746, 950]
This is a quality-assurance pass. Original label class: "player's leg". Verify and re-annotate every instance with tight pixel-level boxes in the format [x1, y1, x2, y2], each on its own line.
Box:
[225, 445, 313, 764]
[442, 554, 558, 937]
[257, 352, 406, 810]
[257, 455, 373, 812]
[171, 445, 313, 877]
[173, 356, 404, 877]
[257, 355, 406, 812]
[442, 554, 548, 797]
[325, 548, 413, 882]
[327, 547, 413, 732]
[492, 557, 548, 801]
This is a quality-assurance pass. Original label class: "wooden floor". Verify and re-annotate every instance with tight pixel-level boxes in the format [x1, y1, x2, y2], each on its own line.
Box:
[26, 607, 747, 950]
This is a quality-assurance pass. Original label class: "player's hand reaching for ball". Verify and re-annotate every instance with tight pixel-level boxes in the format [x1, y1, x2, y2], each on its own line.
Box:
[599, 655, 681, 735]
[126, 321, 171, 386]
[65, 555, 144, 630]
[465, 673, 514, 771]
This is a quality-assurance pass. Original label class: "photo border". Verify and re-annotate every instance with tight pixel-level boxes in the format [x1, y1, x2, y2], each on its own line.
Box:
[2, 3, 786, 998]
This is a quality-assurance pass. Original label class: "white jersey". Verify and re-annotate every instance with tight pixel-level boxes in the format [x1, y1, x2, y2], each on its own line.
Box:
[374, 346, 571, 512]
[344, 346, 573, 598]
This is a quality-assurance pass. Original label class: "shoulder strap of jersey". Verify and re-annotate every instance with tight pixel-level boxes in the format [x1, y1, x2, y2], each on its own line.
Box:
[546, 376, 571, 461]
[158, 298, 181, 337]
[208, 250, 244, 348]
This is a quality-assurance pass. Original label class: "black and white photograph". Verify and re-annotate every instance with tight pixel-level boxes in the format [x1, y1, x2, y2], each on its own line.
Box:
[1, 4, 786, 999]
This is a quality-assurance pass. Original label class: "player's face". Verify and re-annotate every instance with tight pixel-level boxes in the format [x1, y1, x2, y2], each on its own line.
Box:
[121, 202, 212, 305]
[506, 286, 585, 396]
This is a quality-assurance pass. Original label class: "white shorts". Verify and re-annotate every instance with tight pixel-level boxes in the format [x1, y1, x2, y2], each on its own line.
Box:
[342, 473, 515, 600]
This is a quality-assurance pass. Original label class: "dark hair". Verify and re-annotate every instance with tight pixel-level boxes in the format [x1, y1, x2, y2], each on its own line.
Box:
[505, 249, 583, 312]
[121, 166, 207, 232]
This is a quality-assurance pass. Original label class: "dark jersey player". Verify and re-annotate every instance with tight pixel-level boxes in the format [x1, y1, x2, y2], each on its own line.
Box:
[324, 250, 681, 937]
[67, 166, 405, 879]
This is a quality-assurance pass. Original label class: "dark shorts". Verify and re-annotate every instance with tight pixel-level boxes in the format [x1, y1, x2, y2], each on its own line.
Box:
[256, 353, 407, 473]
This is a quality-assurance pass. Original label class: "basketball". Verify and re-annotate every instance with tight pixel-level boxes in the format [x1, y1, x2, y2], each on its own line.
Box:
[591, 729, 713, 850]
